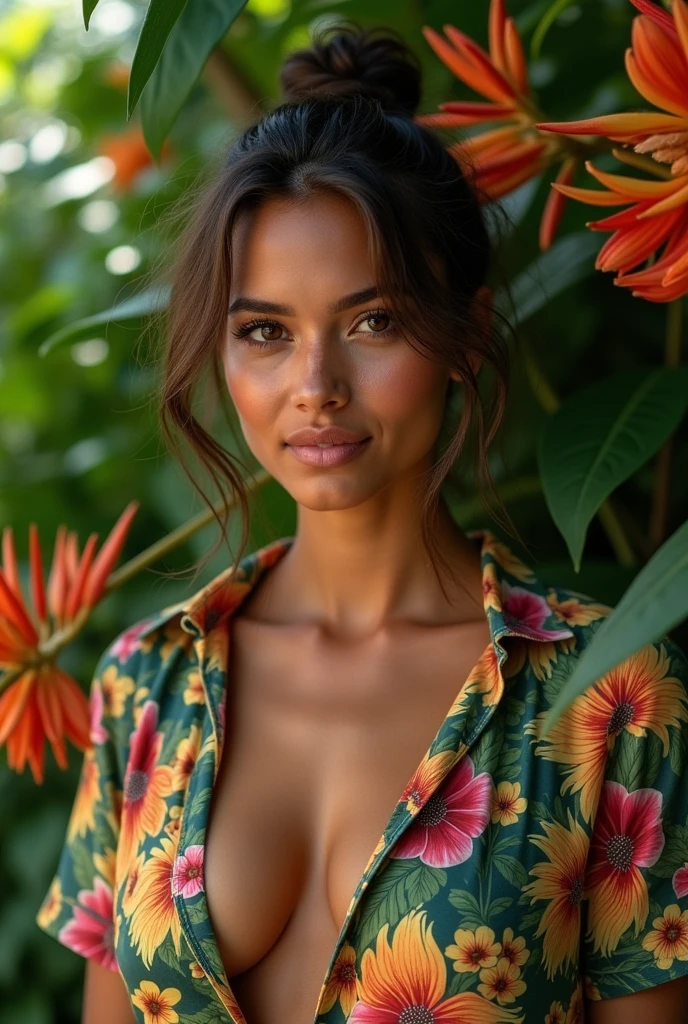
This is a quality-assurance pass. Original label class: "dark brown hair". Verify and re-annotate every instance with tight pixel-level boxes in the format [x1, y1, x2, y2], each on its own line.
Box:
[142, 24, 521, 590]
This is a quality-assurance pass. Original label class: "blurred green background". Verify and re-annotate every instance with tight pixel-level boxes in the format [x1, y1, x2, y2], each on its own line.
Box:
[1, 0, 686, 1020]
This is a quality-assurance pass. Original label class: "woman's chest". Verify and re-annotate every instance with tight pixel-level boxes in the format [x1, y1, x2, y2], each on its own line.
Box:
[202, 618, 495, 1021]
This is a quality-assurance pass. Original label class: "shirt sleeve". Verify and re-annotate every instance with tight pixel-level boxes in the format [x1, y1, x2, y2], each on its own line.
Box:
[581, 632, 688, 1003]
[35, 624, 143, 973]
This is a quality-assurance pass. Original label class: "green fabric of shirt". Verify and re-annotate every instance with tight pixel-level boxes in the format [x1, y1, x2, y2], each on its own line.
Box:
[36, 527, 688, 1024]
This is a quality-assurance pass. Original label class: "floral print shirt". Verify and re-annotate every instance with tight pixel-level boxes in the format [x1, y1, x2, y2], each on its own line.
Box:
[36, 527, 688, 1024]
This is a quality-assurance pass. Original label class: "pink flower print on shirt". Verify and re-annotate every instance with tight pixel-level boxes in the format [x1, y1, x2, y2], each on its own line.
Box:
[89, 679, 107, 745]
[58, 877, 117, 971]
[173, 844, 205, 899]
[111, 619, 155, 661]
[390, 755, 491, 868]
[501, 581, 574, 641]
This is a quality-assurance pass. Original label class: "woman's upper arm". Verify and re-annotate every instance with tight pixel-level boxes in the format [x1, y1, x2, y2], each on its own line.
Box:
[586, 973, 688, 1023]
[83, 959, 136, 1024]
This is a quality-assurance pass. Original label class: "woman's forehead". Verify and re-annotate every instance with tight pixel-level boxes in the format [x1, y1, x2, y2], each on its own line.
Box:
[229, 193, 378, 305]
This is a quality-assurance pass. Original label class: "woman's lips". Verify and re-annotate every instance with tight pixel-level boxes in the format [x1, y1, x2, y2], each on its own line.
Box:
[285, 438, 371, 467]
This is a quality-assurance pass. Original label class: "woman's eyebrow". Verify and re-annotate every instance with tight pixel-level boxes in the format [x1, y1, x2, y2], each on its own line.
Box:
[228, 297, 294, 315]
[328, 286, 379, 313]
[227, 286, 380, 318]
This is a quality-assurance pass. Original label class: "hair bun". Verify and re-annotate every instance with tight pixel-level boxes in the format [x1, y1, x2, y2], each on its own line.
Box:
[280, 24, 422, 118]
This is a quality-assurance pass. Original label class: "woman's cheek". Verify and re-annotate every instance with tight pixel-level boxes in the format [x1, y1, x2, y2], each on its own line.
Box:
[367, 355, 447, 430]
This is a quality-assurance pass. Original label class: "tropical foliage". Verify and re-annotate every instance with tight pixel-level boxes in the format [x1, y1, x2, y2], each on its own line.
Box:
[1, 0, 687, 1019]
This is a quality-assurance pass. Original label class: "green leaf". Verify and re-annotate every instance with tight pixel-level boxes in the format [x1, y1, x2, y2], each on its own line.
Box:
[70, 840, 95, 891]
[606, 732, 646, 793]
[542, 519, 688, 734]
[83, 0, 99, 30]
[539, 367, 688, 571]
[487, 896, 513, 918]
[531, 0, 580, 60]
[178, 1007, 227, 1024]
[127, 0, 192, 120]
[494, 231, 600, 327]
[356, 859, 417, 950]
[492, 854, 529, 890]
[650, 822, 688, 878]
[38, 285, 170, 357]
[140, 0, 249, 160]
[156, 939, 186, 976]
[448, 889, 483, 918]
[448, 969, 479, 995]
[471, 727, 505, 776]
[405, 864, 446, 906]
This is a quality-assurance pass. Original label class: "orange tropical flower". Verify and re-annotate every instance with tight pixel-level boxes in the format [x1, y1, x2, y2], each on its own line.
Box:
[420, 0, 577, 249]
[0, 503, 138, 782]
[349, 908, 523, 1023]
[98, 125, 172, 192]
[319, 942, 358, 1016]
[131, 980, 181, 1024]
[642, 903, 688, 968]
[527, 641, 688, 821]
[585, 781, 665, 955]
[118, 700, 174, 874]
[128, 836, 182, 969]
[445, 925, 501, 973]
[537, 0, 688, 300]
[478, 956, 527, 1004]
[522, 810, 589, 979]
[491, 781, 527, 825]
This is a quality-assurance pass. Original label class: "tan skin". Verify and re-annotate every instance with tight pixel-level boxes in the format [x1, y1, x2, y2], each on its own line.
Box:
[83, 192, 688, 1023]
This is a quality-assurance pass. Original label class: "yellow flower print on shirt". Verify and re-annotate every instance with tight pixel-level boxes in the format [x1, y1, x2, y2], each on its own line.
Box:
[99, 664, 136, 718]
[478, 956, 526, 1005]
[36, 878, 62, 929]
[642, 904, 688, 969]
[183, 669, 205, 706]
[445, 925, 501, 973]
[319, 942, 358, 1017]
[498, 928, 529, 968]
[66, 747, 100, 842]
[491, 782, 527, 825]
[350, 908, 523, 1023]
[131, 980, 181, 1024]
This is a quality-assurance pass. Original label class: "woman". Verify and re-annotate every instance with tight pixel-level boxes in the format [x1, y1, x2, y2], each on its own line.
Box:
[36, 25, 688, 1024]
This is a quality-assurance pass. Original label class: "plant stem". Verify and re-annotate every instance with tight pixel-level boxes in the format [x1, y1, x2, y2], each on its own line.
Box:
[649, 299, 684, 551]
[106, 467, 271, 592]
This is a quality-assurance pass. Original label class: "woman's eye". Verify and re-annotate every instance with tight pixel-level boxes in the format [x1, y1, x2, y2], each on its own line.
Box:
[250, 322, 284, 342]
[357, 313, 392, 334]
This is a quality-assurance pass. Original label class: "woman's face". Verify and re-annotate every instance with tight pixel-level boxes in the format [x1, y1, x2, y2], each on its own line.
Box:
[222, 191, 468, 512]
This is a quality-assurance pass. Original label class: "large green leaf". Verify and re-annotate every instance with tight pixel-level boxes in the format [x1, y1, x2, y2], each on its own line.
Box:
[539, 366, 688, 571]
[140, 0, 249, 160]
[127, 0, 191, 121]
[38, 285, 170, 357]
[82, 0, 99, 31]
[494, 230, 600, 326]
[542, 518, 688, 734]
